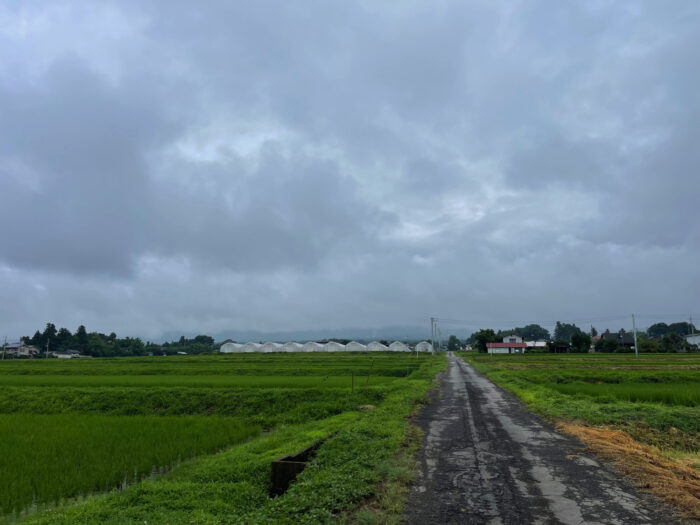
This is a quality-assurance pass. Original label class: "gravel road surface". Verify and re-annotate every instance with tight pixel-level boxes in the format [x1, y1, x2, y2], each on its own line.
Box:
[404, 352, 681, 524]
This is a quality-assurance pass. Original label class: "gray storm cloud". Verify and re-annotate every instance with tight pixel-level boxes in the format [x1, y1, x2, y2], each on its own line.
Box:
[0, 1, 698, 340]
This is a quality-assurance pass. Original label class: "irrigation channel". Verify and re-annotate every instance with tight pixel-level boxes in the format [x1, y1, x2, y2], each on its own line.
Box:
[405, 352, 682, 525]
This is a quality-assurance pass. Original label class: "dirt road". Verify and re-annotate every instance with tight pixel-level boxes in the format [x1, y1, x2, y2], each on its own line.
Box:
[405, 352, 680, 524]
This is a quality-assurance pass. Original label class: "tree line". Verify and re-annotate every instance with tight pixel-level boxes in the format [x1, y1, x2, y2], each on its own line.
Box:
[20, 323, 217, 357]
[447, 320, 698, 353]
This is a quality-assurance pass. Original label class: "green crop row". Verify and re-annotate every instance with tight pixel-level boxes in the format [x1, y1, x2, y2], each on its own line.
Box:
[0, 374, 397, 389]
[0, 385, 391, 427]
[0, 414, 259, 517]
[0, 353, 430, 377]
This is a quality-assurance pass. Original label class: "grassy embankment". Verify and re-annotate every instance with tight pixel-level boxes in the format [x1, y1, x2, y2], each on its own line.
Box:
[1, 352, 446, 523]
[460, 352, 700, 516]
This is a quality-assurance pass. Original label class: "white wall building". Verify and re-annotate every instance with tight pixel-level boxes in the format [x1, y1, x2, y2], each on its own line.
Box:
[487, 336, 528, 354]
[686, 334, 700, 346]
[525, 340, 547, 349]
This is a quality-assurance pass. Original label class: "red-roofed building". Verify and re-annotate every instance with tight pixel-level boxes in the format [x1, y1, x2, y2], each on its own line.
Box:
[486, 335, 528, 354]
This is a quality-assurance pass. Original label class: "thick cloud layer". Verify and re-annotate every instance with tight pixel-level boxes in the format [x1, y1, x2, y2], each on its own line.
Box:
[1, 1, 698, 340]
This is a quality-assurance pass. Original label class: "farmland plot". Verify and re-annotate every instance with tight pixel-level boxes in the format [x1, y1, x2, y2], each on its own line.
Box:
[0, 352, 444, 523]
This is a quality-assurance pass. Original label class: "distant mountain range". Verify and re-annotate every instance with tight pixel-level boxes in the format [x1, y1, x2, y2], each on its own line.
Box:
[160, 325, 436, 344]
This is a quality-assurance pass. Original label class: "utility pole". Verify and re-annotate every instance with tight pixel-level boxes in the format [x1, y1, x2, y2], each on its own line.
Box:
[430, 317, 436, 353]
[46, 339, 50, 360]
[632, 314, 639, 358]
[2, 336, 6, 360]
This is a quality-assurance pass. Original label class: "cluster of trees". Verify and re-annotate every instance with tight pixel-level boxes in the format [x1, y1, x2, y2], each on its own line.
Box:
[464, 324, 551, 347]
[636, 332, 696, 353]
[21, 324, 218, 357]
[460, 320, 698, 354]
[161, 335, 216, 355]
[647, 322, 695, 338]
[461, 324, 552, 353]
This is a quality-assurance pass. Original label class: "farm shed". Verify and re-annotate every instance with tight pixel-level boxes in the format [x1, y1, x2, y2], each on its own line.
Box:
[345, 341, 367, 351]
[260, 342, 282, 353]
[219, 342, 242, 353]
[367, 341, 388, 352]
[241, 342, 261, 353]
[302, 342, 323, 352]
[281, 342, 303, 353]
[323, 341, 345, 352]
[415, 341, 433, 353]
[525, 341, 547, 349]
[389, 341, 410, 352]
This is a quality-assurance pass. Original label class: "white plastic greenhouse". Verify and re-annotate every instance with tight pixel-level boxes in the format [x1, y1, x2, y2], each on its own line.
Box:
[415, 341, 434, 353]
[241, 342, 261, 353]
[260, 342, 282, 353]
[281, 342, 303, 353]
[367, 341, 389, 352]
[219, 342, 241, 353]
[216, 339, 424, 353]
[323, 341, 345, 352]
[302, 342, 323, 352]
[389, 341, 410, 352]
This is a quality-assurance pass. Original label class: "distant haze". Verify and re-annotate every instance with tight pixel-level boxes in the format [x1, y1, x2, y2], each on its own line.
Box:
[1, 2, 698, 341]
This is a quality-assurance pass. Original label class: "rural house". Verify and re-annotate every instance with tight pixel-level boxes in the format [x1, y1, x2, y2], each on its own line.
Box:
[486, 335, 528, 354]
[601, 331, 636, 349]
[3, 343, 41, 358]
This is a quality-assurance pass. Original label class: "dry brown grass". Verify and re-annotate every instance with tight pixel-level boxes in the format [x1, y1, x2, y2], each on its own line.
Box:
[558, 422, 700, 519]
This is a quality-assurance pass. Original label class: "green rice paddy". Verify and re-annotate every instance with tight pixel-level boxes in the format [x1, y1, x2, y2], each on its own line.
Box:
[0, 414, 258, 516]
[0, 352, 444, 523]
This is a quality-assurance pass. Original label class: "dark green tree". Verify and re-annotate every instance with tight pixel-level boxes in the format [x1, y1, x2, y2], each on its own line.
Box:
[42, 323, 57, 351]
[590, 326, 598, 337]
[570, 332, 591, 353]
[75, 325, 89, 353]
[638, 339, 659, 353]
[660, 332, 688, 353]
[29, 330, 43, 347]
[193, 335, 215, 345]
[55, 327, 73, 351]
[647, 323, 668, 339]
[473, 329, 497, 353]
[554, 322, 583, 342]
[668, 322, 695, 336]
[447, 335, 460, 352]
[513, 324, 550, 341]
[595, 338, 620, 353]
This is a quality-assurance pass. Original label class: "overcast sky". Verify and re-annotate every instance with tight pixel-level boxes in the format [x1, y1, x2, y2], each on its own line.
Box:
[1, 1, 699, 341]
